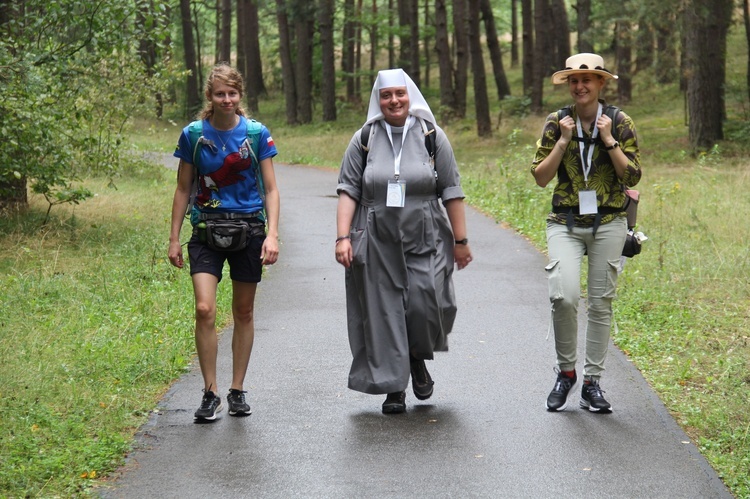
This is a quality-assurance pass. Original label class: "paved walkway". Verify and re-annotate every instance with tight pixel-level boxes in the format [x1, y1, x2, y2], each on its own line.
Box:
[103, 163, 730, 498]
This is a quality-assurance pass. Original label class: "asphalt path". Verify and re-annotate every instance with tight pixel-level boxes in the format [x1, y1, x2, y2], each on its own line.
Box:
[102, 162, 731, 498]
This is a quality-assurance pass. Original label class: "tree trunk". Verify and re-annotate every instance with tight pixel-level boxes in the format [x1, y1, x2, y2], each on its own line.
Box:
[219, 0, 231, 63]
[245, 0, 266, 97]
[397, 0, 413, 77]
[409, 0, 420, 86]
[180, 0, 201, 118]
[370, 0, 378, 72]
[615, 19, 632, 104]
[423, 0, 430, 88]
[550, 0, 569, 70]
[136, 0, 163, 117]
[576, 0, 593, 53]
[511, 0, 519, 67]
[388, 0, 396, 68]
[318, 0, 336, 121]
[435, 0, 456, 111]
[355, 0, 362, 96]
[468, 0, 491, 136]
[479, 0, 510, 99]
[531, 0, 548, 113]
[236, 0, 246, 77]
[684, 0, 732, 151]
[745, 0, 750, 104]
[342, 0, 357, 102]
[294, 15, 314, 124]
[276, 0, 298, 124]
[521, 0, 533, 94]
[452, 0, 469, 118]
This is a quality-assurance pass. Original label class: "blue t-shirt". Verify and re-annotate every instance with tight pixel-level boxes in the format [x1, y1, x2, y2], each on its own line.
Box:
[173, 117, 277, 216]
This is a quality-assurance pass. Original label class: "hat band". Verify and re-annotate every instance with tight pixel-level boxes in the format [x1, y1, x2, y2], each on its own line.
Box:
[565, 64, 611, 74]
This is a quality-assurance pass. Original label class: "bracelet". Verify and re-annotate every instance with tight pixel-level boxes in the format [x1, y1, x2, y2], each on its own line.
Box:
[335, 235, 350, 244]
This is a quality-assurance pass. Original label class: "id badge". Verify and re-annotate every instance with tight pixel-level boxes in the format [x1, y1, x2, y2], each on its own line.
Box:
[386, 180, 406, 208]
[578, 190, 598, 215]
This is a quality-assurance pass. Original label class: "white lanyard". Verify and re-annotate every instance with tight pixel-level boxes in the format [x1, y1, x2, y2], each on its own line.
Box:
[384, 115, 411, 179]
[575, 104, 602, 185]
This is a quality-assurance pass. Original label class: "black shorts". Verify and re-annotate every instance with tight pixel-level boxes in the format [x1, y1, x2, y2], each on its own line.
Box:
[187, 230, 265, 283]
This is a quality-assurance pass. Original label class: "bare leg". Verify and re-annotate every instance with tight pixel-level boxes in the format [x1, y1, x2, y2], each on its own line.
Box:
[230, 280, 258, 391]
[193, 272, 220, 393]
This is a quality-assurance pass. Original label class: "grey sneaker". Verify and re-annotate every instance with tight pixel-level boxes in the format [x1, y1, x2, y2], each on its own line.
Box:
[194, 390, 223, 422]
[546, 368, 577, 412]
[580, 379, 612, 413]
[227, 389, 252, 417]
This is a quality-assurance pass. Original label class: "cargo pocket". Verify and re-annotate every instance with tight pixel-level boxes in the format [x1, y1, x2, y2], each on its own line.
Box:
[350, 229, 367, 266]
[544, 260, 564, 302]
[603, 259, 620, 299]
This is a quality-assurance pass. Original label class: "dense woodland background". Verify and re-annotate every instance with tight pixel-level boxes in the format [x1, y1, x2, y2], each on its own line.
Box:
[1, 0, 749, 213]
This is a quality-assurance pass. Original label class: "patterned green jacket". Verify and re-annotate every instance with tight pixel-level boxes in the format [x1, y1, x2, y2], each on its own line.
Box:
[531, 100, 641, 228]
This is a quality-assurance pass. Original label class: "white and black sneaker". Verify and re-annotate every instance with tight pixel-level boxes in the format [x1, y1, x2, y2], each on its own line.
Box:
[194, 389, 223, 422]
[546, 368, 577, 411]
[580, 379, 612, 413]
[227, 389, 252, 417]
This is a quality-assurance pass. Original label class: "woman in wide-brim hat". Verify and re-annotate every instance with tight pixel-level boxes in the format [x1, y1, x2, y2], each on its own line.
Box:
[530, 53, 641, 414]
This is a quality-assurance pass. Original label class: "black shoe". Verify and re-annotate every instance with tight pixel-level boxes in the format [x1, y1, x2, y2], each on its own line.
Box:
[546, 368, 577, 412]
[227, 389, 252, 417]
[382, 391, 406, 414]
[410, 356, 434, 400]
[580, 379, 612, 413]
[194, 390, 223, 422]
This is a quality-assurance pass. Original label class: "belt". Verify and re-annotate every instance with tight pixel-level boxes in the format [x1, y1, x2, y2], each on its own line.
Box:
[197, 211, 262, 221]
[551, 205, 625, 235]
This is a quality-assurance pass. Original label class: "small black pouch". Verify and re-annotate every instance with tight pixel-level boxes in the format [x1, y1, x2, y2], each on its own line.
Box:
[205, 219, 250, 251]
[622, 230, 642, 258]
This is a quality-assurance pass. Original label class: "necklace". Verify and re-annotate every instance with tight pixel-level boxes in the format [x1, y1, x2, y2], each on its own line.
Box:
[215, 129, 231, 151]
[212, 116, 239, 151]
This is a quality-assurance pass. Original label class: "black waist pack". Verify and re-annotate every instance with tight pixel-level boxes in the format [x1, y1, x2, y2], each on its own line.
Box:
[198, 219, 265, 252]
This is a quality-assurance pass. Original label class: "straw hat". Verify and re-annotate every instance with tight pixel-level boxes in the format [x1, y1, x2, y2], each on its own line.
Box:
[551, 53, 618, 85]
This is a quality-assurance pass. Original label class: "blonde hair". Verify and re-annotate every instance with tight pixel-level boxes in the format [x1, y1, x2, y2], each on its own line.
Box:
[198, 63, 247, 120]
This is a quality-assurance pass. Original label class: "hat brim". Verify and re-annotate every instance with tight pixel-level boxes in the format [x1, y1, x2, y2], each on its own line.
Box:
[551, 69, 618, 85]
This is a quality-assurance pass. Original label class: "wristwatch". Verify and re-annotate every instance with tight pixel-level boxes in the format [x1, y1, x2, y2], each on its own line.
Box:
[604, 141, 619, 150]
[455, 238, 468, 245]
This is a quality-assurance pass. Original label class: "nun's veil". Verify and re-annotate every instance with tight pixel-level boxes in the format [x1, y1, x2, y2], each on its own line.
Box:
[364, 68, 437, 126]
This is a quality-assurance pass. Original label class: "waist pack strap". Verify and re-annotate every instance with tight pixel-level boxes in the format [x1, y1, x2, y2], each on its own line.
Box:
[197, 211, 263, 221]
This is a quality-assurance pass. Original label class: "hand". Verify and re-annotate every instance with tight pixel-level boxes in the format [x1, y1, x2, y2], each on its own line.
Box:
[335, 238, 353, 268]
[168, 240, 184, 268]
[454, 243, 472, 270]
[261, 236, 279, 265]
[596, 113, 614, 145]
[558, 115, 575, 144]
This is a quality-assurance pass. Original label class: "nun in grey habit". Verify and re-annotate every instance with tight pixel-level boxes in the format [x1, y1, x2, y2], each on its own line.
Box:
[335, 68, 473, 414]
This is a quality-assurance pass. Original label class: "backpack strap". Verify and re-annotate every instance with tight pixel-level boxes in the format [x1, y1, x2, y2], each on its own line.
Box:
[243, 118, 267, 222]
[556, 105, 621, 143]
[184, 120, 203, 218]
[359, 122, 375, 169]
[359, 119, 437, 168]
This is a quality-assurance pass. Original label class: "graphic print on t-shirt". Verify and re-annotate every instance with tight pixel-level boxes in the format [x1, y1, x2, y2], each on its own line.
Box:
[195, 152, 252, 209]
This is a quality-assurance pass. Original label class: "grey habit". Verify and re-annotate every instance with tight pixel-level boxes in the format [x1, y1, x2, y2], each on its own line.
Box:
[337, 118, 465, 395]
